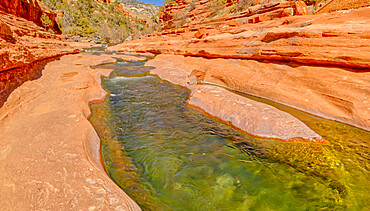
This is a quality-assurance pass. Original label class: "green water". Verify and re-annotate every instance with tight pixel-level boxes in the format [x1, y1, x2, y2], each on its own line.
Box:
[90, 60, 370, 210]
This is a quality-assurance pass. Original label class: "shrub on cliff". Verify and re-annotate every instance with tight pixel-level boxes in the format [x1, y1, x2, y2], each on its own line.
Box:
[41, 13, 53, 31]
[208, 0, 228, 17]
[228, 0, 257, 13]
[41, 0, 148, 42]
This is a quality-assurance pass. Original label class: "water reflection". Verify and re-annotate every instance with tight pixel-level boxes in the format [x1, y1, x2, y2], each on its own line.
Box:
[90, 59, 370, 210]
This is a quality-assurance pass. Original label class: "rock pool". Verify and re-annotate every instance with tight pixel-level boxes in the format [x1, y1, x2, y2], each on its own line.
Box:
[90, 59, 369, 210]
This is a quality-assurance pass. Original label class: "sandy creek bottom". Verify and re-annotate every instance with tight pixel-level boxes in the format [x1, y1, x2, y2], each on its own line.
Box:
[89, 58, 369, 210]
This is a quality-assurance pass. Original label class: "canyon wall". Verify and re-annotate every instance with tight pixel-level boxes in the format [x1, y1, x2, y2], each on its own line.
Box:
[0, 0, 61, 34]
[109, 0, 370, 131]
[0, 0, 77, 106]
[0, 1, 142, 209]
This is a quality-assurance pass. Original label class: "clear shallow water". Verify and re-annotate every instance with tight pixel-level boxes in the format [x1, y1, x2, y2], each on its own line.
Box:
[90, 60, 370, 210]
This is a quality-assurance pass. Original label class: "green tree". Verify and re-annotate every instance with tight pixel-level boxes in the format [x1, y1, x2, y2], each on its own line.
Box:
[40, 13, 53, 30]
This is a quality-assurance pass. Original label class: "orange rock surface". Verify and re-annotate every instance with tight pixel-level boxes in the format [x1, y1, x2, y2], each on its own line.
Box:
[0, 53, 141, 210]
[0, 0, 61, 33]
[146, 55, 325, 142]
[110, 1, 370, 132]
[146, 54, 370, 132]
[190, 85, 324, 142]
[0, 10, 78, 107]
[0, 1, 143, 209]
[0, 11, 76, 72]
[110, 6, 370, 69]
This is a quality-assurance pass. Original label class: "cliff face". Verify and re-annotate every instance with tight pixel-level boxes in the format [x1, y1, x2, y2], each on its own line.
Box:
[117, 0, 159, 18]
[0, 0, 77, 106]
[109, 0, 370, 132]
[117, 0, 160, 20]
[0, 12, 75, 72]
[0, 0, 61, 34]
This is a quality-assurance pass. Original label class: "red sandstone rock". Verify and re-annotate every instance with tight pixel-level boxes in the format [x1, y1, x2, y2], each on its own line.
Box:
[0, 11, 77, 72]
[293, 0, 308, 15]
[0, 0, 61, 34]
[194, 28, 209, 39]
[279, 7, 294, 17]
[110, 7, 370, 69]
[0, 20, 14, 42]
[145, 54, 370, 132]
[0, 54, 141, 210]
[145, 55, 325, 141]
[111, 3, 370, 131]
[228, 19, 242, 27]
[189, 85, 324, 142]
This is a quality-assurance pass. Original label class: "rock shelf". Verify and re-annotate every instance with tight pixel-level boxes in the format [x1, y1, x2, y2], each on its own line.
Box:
[0, 54, 141, 210]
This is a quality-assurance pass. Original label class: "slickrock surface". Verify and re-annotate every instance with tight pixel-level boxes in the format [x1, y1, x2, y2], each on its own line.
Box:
[146, 54, 370, 132]
[112, 1, 370, 132]
[109, 6, 370, 69]
[189, 85, 323, 142]
[0, 54, 141, 210]
[146, 56, 324, 142]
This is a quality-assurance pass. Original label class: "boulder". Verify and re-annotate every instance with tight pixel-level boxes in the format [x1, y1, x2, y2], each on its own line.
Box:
[194, 28, 209, 39]
[279, 8, 294, 17]
[293, 0, 308, 15]
[0, 20, 15, 43]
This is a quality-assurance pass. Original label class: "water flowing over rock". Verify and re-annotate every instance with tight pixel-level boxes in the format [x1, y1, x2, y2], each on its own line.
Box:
[110, 0, 370, 132]
[146, 54, 326, 142]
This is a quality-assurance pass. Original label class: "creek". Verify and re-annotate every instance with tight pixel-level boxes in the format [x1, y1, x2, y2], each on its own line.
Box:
[89, 53, 369, 210]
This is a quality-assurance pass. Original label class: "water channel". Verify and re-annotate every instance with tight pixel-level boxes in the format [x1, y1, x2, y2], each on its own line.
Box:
[89, 53, 369, 210]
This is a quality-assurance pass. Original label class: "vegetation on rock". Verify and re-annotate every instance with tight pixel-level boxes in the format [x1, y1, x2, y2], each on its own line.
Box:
[41, 0, 153, 42]
[40, 13, 53, 31]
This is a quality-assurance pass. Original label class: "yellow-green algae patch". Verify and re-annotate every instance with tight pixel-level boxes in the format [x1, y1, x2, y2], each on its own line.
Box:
[90, 61, 369, 210]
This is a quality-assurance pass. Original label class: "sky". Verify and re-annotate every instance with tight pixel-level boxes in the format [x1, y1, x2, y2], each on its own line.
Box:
[137, 0, 165, 6]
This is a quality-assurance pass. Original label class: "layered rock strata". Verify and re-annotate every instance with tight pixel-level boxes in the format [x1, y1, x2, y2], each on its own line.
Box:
[0, 0, 61, 33]
[110, 2, 370, 132]
[146, 55, 324, 142]
[0, 11, 76, 72]
[0, 10, 78, 106]
[146, 54, 370, 132]
[110, 6, 370, 69]
[0, 0, 142, 209]
[0, 53, 142, 210]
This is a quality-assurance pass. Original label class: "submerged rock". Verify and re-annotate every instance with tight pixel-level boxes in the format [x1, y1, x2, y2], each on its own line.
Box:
[189, 85, 324, 142]
[109, 1, 370, 132]
[146, 55, 326, 142]
[146, 54, 370, 132]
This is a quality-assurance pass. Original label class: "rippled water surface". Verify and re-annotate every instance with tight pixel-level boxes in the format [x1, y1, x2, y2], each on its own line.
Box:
[90, 59, 370, 210]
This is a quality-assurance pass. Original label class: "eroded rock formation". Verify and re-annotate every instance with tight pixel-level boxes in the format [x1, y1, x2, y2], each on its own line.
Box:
[0, 0, 61, 34]
[0, 54, 142, 210]
[109, 0, 370, 132]
[0, 10, 78, 105]
[0, 1, 143, 209]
